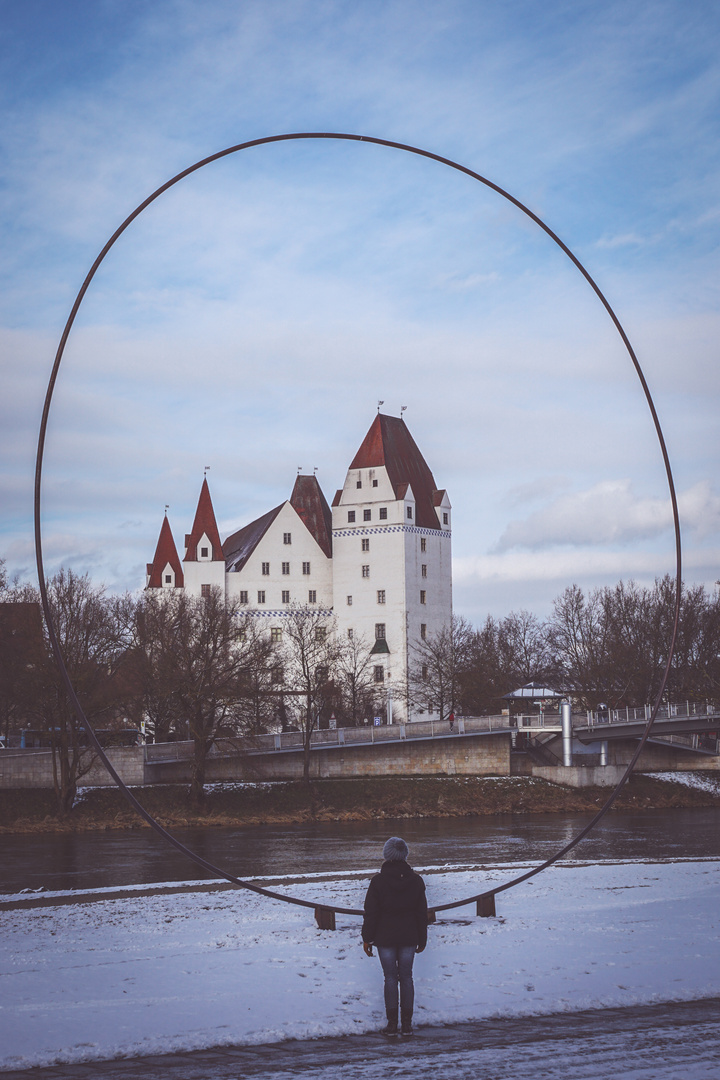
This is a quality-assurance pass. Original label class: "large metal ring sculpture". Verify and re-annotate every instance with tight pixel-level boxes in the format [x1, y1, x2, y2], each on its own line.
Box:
[34, 133, 682, 920]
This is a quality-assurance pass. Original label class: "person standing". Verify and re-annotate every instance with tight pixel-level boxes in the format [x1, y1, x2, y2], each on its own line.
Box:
[362, 837, 428, 1036]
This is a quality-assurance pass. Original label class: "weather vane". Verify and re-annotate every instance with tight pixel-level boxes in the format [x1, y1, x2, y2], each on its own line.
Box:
[377, 399, 384, 413]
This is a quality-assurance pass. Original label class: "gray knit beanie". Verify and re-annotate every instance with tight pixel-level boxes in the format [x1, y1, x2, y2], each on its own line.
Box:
[383, 836, 409, 862]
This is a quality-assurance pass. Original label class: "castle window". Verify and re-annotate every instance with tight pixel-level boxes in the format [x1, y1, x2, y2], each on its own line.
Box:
[239, 591, 248, 605]
[421, 564, 427, 578]
[282, 590, 290, 603]
[362, 565, 370, 578]
[282, 562, 290, 575]
[363, 509, 371, 521]
[374, 666, 384, 683]
[373, 479, 378, 487]
[347, 595, 353, 605]
[379, 507, 387, 520]
[347, 628, 354, 639]
[200, 546, 209, 558]
[356, 480, 362, 489]
[362, 538, 370, 552]
[271, 627, 283, 642]
[308, 590, 317, 603]
[406, 506, 413, 519]
[315, 626, 326, 642]
[443, 512, 449, 525]
[420, 623, 427, 640]
[164, 574, 172, 584]
[302, 561, 311, 575]
[420, 538, 426, 552]
[283, 532, 292, 545]
[422, 664, 428, 680]
[420, 590, 426, 604]
[348, 511, 356, 523]
[377, 590, 385, 605]
[375, 623, 386, 640]
[257, 590, 266, 604]
[262, 562, 270, 576]
[201, 584, 211, 597]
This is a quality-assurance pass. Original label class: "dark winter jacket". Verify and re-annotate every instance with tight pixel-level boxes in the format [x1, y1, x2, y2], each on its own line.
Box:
[362, 860, 428, 949]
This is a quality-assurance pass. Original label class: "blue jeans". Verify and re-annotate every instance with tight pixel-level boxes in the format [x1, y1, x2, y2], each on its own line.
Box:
[377, 944, 416, 1014]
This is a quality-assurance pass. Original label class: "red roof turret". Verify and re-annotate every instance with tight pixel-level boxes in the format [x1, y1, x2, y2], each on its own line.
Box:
[183, 478, 224, 562]
[290, 475, 332, 558]
[349, 414, 442, 530]
[146, 515, 184, 588]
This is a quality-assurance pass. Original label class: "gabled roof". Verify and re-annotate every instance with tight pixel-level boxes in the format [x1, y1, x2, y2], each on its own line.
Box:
[349, 414, 442, 530]
[222, 475, 333, 573]
[290, 475, 332, 558]
[223, 504, 284, 572]
[146, 516, 184, 588]
[183, 478, 224, 561]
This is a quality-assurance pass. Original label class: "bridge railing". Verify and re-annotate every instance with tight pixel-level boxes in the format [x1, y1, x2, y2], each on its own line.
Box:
[144, 713, 513, 762]
[586, 700, 720, 727]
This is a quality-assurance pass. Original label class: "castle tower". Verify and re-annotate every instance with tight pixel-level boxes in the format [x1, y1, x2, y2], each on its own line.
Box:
[331, 414, 452, 721]
[182, 478, 226, 596]
[146, 514, 184, 590]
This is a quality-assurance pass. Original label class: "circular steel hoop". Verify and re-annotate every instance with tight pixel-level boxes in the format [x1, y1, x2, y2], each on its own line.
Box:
[34, 132, 682, 917]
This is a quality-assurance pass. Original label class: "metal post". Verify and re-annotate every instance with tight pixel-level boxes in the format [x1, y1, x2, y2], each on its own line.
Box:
[561, 700, 573, 767]
[386, 689, 393, 726]
[600, 740, 608, 766]
[314, 906, 336, 930]
[476, 894, 496, 917]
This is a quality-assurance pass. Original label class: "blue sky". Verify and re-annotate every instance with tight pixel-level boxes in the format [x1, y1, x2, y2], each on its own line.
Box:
[1, 0, 718, 621]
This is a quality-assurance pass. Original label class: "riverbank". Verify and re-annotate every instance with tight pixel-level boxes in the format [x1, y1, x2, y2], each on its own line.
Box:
[2, 860, 719, 1069]
[2, 772, 720, 833]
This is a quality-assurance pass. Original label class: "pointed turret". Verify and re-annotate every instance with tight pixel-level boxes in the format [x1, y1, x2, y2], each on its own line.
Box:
[290, 474, 332, 557]
[146, 515, 184, 589]
[349, 413, 443, 529]
[183, 478, 224, 562]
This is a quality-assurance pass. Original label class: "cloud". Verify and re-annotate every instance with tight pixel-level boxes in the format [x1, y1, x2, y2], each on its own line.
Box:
[493, 479, 720, 552]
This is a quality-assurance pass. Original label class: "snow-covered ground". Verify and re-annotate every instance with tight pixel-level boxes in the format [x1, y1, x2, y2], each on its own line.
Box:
[650, 770, 720, 795]
[1, 859, 719, 1071]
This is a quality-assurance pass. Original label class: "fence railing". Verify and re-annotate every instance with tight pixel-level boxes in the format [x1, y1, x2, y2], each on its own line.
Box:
[144, 713, 514, 762]
[585, 700, 720, 727]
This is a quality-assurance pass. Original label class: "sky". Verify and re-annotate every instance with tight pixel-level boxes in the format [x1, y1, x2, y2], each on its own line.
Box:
[1, 0, 718, 622]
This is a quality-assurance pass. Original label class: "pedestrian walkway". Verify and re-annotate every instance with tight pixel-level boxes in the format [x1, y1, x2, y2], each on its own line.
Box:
[3, 997, 718, 1080]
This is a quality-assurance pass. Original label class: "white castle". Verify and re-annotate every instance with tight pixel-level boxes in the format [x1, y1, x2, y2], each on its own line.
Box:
[146, 413, 452, 720]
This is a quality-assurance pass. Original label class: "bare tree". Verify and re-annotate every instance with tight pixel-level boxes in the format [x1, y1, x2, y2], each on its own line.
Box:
[335, 632, 377, 726]
[408, 615, 472, 722]
[23, 570, 134, 816]
[134, 588, 265, 806]
[278, 606, 342, 781]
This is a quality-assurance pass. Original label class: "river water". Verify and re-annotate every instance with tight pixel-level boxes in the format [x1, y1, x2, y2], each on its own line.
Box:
[2, 807, 719, 895]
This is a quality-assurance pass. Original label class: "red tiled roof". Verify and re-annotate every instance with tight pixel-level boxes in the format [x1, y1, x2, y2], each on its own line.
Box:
[147, 516, 184, 588]
[349, 414, 441, 530]
[183, 478, 224, 562]
[290, 475, 332, 558]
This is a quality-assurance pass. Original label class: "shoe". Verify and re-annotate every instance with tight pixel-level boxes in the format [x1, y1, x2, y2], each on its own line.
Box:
[380, 1010, 398, 1036]
[400, 1011, 413, 1036]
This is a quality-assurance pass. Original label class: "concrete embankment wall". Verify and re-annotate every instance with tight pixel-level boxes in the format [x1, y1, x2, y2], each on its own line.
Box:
[0, 748, 146, 790]
[149, 732, 512, 784]
[0, 732, 717, 790]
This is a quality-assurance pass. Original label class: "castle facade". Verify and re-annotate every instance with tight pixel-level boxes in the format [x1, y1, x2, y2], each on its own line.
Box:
[146, 413, 452, 721]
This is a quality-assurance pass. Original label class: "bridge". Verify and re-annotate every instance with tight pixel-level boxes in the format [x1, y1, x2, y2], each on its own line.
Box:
[574, 700, 720, 751]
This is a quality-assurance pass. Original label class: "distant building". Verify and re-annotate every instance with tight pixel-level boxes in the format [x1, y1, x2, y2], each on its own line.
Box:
[146, 414, 452, 720]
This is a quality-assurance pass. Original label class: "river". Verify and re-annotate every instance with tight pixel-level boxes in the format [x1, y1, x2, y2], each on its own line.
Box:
[2, 807, 719, 895]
